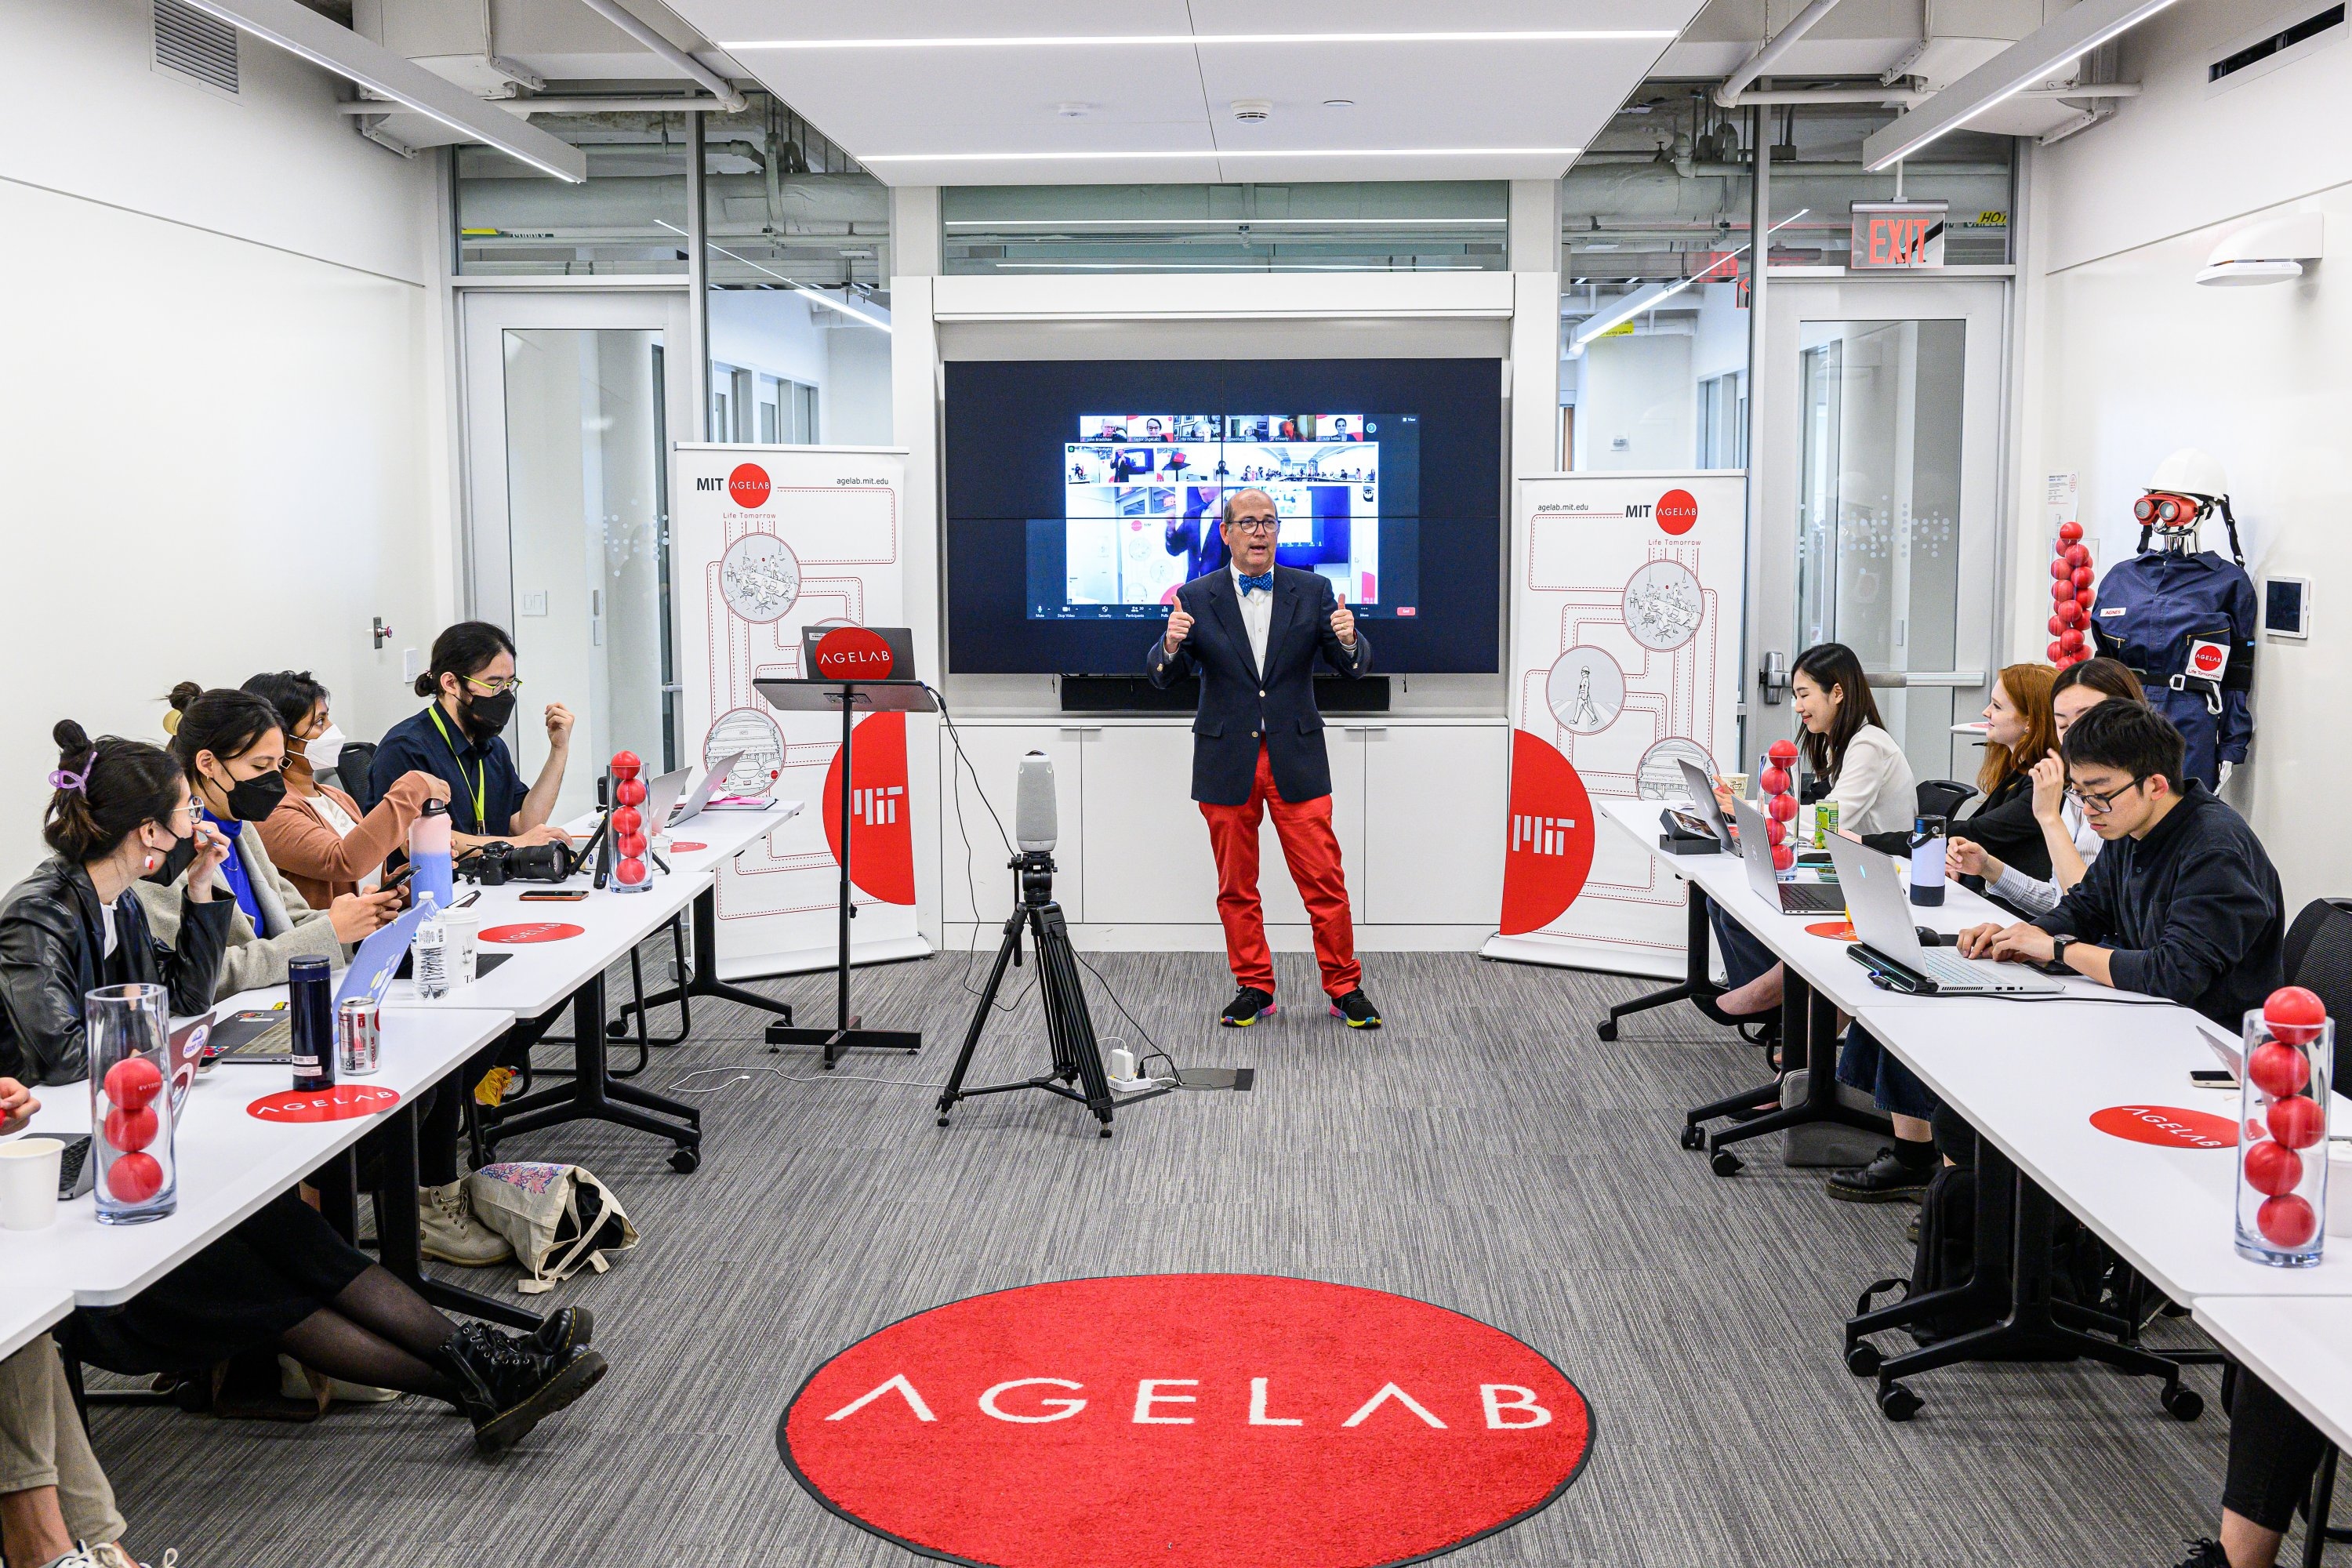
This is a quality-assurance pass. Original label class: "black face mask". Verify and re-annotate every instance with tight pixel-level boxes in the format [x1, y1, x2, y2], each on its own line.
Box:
[222, 770, 288, 822]
[144, 828, 196, 886]
[462, 689, 517, 739]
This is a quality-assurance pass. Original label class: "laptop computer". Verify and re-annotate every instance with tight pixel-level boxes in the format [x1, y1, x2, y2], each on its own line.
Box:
[1828, 833, 2063, 996]
[637, 765, 690, 835]
[1676, 758, 1736, 846]
[167, 1011, 215, 1114]
[1732, 797, 1846, 915]
[797, 624, 921, 683]
[670, 750, 746, 826]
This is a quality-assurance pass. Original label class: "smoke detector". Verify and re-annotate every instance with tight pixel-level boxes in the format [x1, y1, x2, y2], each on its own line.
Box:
[2196, 210, 2323, 286]
[1230, 99, 1272, 122]
[1055, 102, 1090, 118]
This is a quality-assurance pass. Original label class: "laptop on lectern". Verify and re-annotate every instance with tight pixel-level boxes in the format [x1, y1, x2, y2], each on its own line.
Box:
[1828, 833, 2062, 996]
[797, 626, 921, 682]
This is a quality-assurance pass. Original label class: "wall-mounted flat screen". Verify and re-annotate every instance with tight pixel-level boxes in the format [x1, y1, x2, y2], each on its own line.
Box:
[944, 358, 1502, 673]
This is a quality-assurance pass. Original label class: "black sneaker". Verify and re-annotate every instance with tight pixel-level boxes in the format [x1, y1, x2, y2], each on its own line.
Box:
[1220, 987, 1275, 1027]
[1329, 989, 1382, 1029]
[441, 1322, 608, 1455]
[2167, 1541, 2230, 1568]
[1826, 1146, 1935, 1204]
[530, 1305, 592, 1359]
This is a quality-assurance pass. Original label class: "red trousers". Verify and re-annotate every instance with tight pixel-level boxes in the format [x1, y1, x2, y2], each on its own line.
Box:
[1199, 746, 1360, 998]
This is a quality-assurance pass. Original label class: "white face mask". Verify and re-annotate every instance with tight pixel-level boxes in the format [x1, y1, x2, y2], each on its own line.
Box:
[300, 724, 346, 776]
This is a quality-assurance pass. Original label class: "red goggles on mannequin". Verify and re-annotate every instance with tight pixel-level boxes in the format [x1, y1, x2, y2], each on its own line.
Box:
[2133, 491, 2205, 527]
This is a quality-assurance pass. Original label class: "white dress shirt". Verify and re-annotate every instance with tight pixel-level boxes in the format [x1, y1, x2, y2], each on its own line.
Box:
[1824, 723, 1918, 837]
[1231, 562, 1275, 675]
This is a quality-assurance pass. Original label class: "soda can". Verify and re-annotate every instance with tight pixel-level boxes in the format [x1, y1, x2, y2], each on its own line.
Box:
[336, 998, 381, 1076]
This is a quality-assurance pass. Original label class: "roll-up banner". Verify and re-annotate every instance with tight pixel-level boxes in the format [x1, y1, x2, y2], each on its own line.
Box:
[670, 444, 929, 978]
[1484, 471, 1748, 977]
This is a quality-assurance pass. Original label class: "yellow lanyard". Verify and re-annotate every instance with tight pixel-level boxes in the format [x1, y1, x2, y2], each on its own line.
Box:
[426, 705, 488, 830]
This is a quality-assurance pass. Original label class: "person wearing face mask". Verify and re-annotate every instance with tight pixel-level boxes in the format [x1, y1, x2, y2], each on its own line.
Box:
[0, 722, 233, 1087]
[368, 622, 575, 850]
[241, 669, 449, 910]
[130, 685, 402, 998]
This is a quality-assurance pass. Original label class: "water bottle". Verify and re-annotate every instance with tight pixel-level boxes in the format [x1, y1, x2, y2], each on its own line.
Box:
[412, 913, 452, 1001]
[289, 955, 336, 1092]
[1908, 815, 1948, 907]
[408, 797, 453, 913]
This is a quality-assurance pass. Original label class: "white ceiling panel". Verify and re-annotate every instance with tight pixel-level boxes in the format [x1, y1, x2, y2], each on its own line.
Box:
[663, 0, 1708, 184]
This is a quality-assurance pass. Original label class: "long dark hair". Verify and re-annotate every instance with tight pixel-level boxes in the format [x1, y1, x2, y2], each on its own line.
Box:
[162, 683, 282, 779]
[2052, 655, 2146, 706]
[241, 670, 329, 735]
[43, 721, 183, 863]
[415, 622, 516, 700]
[1792, 642, 1884, 781]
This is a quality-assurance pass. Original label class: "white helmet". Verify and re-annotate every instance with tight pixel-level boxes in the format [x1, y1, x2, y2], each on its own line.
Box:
[2148, 447, 2229, 499]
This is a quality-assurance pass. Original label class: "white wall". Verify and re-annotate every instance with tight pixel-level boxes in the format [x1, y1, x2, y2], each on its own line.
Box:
[707, 289, 827, 391]
[0, 0, 451, 869]
[2021, 3, 2352, 916]
[822, 325, 895, 445]
[1576, 331, 1694, 470]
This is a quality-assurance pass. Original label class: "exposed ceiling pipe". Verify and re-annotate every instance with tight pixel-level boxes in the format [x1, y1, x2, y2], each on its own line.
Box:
[572, 0, 749, 113]
[1719, 86, 1921, 105]
[343, 96, 732, 114]
[1712, 0, 1846, 107]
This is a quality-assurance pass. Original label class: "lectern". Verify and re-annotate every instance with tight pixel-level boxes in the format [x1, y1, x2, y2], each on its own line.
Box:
[754, 625, 931, 1067]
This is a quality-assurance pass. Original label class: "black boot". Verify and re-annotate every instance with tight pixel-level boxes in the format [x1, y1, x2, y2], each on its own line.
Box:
[530, 1305, 593, 1359]
[437, 1321, 608, 1455]
[2166, 1541, 2230, 1568]
[1826, 1142, 1936, 1203]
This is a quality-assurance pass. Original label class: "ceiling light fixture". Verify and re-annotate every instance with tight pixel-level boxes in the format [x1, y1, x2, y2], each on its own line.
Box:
[657, 220, 891, 332]
[1569, 209, 1808, 354]
[942, 217, 1505, 227]
[1860, 0, 2183, 169]
[722, 29, 1677, 49]
[864, 146, 1582, 163]
[1323, 98, 1356, 107]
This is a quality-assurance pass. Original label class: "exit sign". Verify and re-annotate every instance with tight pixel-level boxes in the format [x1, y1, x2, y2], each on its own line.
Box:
[1850, 201, 1948, 270]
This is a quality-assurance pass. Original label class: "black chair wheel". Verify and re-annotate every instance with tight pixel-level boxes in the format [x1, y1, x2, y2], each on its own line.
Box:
[1098, 1126, 1113, 1139]
[606, 1019, 628, 1039]
[1595, 1019, 1618, 1042]
[1878, 1383, 1922, 1422]
[2162, 1385, 2205, 1422]
[1846, 1342, 1882, 1377]
[1711, 1149, 1744, 1178]
[1679, 1124, 1707, 1151]
[936, 1115, 951, 1127]
[667, 1147, 701, 1174]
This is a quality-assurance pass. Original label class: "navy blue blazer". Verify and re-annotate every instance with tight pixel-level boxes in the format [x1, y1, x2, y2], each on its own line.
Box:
[1145, 565, 1371, 805]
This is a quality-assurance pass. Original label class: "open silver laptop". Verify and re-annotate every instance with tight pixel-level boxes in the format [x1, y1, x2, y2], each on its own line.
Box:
[638, 766, 691, 837]
[669, 751, 745, 827]
[1828, 833, 2062, 995]
[1676, 758, 1736, 846]
[1732, 797, 1846, 915]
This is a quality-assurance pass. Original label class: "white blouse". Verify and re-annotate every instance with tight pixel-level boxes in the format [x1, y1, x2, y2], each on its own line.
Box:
[1987, 796, 2103, 916]
[1824, 723, 1918, 838]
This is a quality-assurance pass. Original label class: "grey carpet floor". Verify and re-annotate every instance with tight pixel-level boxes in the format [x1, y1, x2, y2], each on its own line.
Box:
[85, 946, 2267, 1566]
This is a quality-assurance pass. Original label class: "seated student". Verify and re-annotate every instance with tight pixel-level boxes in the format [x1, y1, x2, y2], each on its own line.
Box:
[0, 731, 607, 1456]
[0, 726, 233, 1087]
[370, 622, 576, 853]
[240, 670, 448, 911]
[132, 685, 401, 996]
[1948, 656, 2146, 915]
[0, 1078, 169, 1568]
[1711, 641, 1918, 1018]
[1941, 662, 2060, 889]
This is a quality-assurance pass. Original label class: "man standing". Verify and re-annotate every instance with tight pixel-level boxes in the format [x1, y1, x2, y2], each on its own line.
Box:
[1147, 488, 1382, 1029]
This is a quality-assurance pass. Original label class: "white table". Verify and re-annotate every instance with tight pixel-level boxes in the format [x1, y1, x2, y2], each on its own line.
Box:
[3, 992, 512, 1309]
[2194, 1298, 2352, 1453]
[0, 1283, 73, 1363]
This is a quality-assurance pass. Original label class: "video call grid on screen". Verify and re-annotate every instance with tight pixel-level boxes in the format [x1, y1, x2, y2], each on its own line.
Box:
[1042, 410, 1417, 622]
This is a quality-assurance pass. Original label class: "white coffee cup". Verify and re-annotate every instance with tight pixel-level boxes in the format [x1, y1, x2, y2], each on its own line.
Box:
[440, 911, 480, 987]
[0, 1138, 65, 1230]
[2328, 1148, 2352, 1239]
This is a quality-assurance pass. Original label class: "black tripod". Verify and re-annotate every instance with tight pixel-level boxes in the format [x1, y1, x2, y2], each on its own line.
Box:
[937, 851, 1171, 1138]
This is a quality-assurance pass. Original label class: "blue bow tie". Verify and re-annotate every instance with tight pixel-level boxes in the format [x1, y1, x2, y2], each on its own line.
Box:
[1237, 572, 1273, 595]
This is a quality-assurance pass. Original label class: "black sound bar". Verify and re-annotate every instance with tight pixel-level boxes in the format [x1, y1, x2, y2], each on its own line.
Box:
[1060, 675, 1392, 714]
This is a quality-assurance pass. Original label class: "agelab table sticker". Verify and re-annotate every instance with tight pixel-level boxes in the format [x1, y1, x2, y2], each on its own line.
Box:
[2089, 1104, 2239, 1149]
[480, 922, 586, 945]
[248, 1084, 401, 1123]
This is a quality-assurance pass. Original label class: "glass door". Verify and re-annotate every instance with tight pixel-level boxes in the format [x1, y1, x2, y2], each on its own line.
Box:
[460, 291, 695, 824]
[1750, 278, 2007, 782]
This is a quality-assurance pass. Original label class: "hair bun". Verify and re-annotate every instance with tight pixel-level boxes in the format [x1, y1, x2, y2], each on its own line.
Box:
[166, 681, 204, 711]
[51, 719, 89, 760]
[413, 673, 437, 697]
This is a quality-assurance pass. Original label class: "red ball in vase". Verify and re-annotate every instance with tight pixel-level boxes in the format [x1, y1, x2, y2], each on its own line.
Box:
[2053, 580, 2077, 604]
[610, 806, 641, 836]
[2047, 641, 2065, 662]
[1760, 765, 1789, 796]
[615, 778, 647, 807]
[2049, 615, 2066, 637]
[2071, 566, 2095, 590]
[2249, 1041, 2312, 1098]
[1769, 792, 1798, 823]
[609, 750, 641, 781]
[2050, 557, 2074, 581]
[1765, 817, 1786, 848]
[103, 1105, 158, 1154]
[103, 1055, 162, 1112]
[1771, 844, 1796, 873]
[1768, 739, 1799, 763]
[616, 831, 648, 858]
[2064, 544, 2090, 568]
[2259, 1193, 2319, 1249]
[2266, 985, 2328, 1045]
[615, 858, 648, 887]
[2078, 586, 2096, 610]
[2269, 1093, 2326, 1151]
[2059, 520, 2084, 542]
[2060, 629, 2084, 653]
[106, 1151, 164, 1204]
[2245, 1138, 2303, 1196]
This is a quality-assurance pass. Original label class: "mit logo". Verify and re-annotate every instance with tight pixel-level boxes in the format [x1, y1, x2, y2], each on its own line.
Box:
[853, 784, 904, 826]
[1512, 814, 1579, 856]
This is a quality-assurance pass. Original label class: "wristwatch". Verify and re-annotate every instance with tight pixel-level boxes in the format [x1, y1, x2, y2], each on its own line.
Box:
[2050, 935, 2076, 969]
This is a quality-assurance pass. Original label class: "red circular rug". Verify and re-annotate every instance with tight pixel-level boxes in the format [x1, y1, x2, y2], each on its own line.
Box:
[778, 1274, 1593, 1567]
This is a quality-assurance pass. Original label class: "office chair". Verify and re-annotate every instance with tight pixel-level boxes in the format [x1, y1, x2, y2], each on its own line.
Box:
[1915, 779, 1980, 822]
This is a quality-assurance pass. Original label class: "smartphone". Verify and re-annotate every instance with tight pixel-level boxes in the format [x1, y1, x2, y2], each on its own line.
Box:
[519, 889, 589, 902]
[2191, 1069, 2239, 1089]
[382, 862, 415, 888]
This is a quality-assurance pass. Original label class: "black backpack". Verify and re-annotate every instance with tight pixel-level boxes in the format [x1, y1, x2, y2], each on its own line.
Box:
[1862, 1165, 2126, 1346]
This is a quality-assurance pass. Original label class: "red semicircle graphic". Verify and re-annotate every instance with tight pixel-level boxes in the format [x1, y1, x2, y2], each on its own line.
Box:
[1499, 730, 1598, 935]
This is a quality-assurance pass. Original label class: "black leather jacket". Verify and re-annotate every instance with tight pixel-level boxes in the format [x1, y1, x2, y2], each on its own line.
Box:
[0, 857, 233, 1087]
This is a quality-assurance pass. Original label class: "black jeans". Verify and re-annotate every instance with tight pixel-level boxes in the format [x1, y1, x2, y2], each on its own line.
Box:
[2224, 1369, 2332, 1533]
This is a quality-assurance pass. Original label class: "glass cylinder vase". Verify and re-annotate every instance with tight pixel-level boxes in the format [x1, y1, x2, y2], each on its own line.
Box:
[87, 982, 178, 1225]
[2237, 1008, 2332, 1266]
